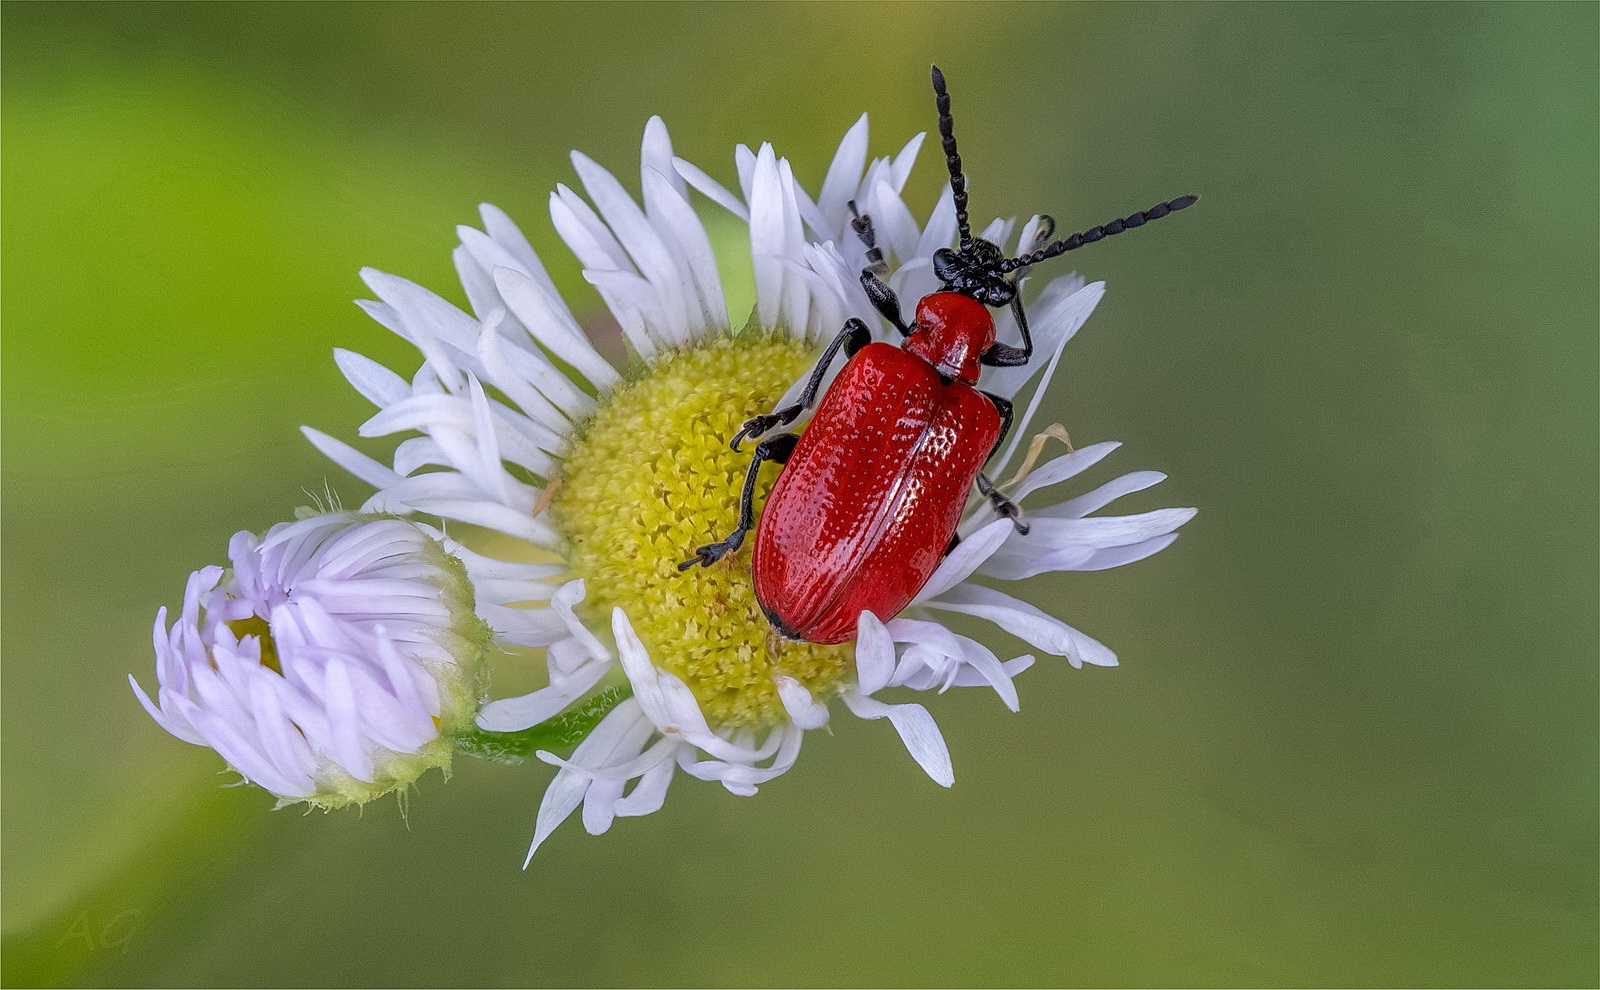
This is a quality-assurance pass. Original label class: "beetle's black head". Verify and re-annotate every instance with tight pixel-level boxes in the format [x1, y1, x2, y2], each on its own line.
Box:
[933, 242, 1016, 308]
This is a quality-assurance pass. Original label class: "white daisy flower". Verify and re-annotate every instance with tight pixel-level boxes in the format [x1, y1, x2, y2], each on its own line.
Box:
[130, 511, 557, 809]
[305, 81, 1195, 862]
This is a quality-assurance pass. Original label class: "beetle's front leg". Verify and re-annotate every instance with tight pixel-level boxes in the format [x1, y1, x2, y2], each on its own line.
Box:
[849, 202, 913, 337]
[731, 319, 871, 450]
[679, 433, 800, 570]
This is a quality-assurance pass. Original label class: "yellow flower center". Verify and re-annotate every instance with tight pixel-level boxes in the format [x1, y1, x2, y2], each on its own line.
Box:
[551, 332, 853, 728]
[227, 614, 281, 673]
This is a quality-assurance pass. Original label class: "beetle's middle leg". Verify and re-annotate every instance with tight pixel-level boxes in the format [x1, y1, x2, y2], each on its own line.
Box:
[679, 433, 800, 570]
[731, 319, 870, 449]
[977, 391, 1030, 535]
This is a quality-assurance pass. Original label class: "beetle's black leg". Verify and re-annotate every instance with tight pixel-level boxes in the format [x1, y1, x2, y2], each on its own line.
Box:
[979, 294, 1034, 367]
[976, 219, 1051, 368]
[680, 433, 801, 570]
[849, 202, 912, 337]
[731, 318, 871, 450]
[975, 391, 1029, 534]
[976, 472, 1028, 535]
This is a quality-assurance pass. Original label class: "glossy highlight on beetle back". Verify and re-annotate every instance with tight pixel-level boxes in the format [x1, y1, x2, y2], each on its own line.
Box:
[753, 342, 1001, 643]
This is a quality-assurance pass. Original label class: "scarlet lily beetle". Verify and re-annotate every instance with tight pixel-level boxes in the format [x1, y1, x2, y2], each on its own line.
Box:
[681, 65, 1197, 644]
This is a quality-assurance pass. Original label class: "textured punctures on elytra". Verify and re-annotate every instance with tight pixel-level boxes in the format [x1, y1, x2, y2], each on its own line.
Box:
[549, 333, 853, 728]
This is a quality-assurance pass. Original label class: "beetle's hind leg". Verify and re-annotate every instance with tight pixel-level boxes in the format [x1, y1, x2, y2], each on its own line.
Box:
[680, 434, 800, 570]
[976, 472, 1030, 535]
[977, 390, 1029, 534]
[731, 319, 870, 450]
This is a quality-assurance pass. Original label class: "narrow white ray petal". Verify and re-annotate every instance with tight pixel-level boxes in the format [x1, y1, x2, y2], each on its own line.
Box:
[550, 580, 607, 662]
[748, 144, 787, 330]
[548, 183, 631, 272]
[1010, 441, 1124, 502]
[734, 144, 757, 203]
[479, 202, 558, 297]
[922, 583, 1084, 661]
[987, 281, 1105, 470]
[914, 518, 1014, 603]
[644, 167, 729, 332]
[886, 131, 925, 192]
[359, 268, 476, 381]
[854, 610, 896, 695]
[525, 763, 591, 866]
[939, 653, 1037, 688]
[454, 242, 500, 320]
[613, 755, 676, 818]
[817, 114, 869, 230]
[640, 116, 684, 196]
[672, 156, 750, 220]
[977, 217, 1012, 246]
[539, 733, 679, 785]
[129, 674, 201, 744]
[476, 658, 610, 732]
[860, 178, 921, 266]
[841, 691, 954, 787]
[572, 150, 691, 340]
[916, 183, 958, 259]
[775, 158, 812, 333]
[332, 349, 410, 408]
[581, 778, 626, 835]
[1076, 532, 1185, 572]
[473, 332, 570, 449]
[490, 266, 620, 389]
[773, 676, 830, 730]
[1025, 508, 1199, 550]
[300, 427, 402, 490]
[953, 635, 1021, 711]
[1032, 471, 1169, 520]
[476, 315, 596, 420]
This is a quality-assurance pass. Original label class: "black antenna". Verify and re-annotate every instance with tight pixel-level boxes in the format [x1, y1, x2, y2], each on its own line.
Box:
[998, 195, 1199, 272]
[931, 64, 973, 251]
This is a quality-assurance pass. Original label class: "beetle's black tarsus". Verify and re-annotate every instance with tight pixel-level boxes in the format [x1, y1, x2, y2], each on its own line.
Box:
[976, 471, 1029, 535]
[681, 433, 800, 570]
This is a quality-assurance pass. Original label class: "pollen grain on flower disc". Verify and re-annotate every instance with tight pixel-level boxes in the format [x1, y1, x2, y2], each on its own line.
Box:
[551, 333, 852, 727]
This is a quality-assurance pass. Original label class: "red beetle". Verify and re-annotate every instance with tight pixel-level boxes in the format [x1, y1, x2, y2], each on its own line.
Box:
[682, 65, 1196, 644]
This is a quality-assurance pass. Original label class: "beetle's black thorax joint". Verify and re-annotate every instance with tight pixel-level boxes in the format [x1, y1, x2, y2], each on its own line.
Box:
[933, 240, 1016, 309]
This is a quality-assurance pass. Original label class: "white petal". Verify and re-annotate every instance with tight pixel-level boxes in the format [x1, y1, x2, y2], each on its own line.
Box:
[490, 266, 619, 390]
[475, 658, 610, 732]
[920, 583, 1113, 667]
[842, 691, 954, 787]
[816, 114, 869, 232]
[854, 610, 896, 695]
[672, 156, 749, 221]
[301, 427, 402, 491]
[915, 518, 1014, 602]
[773, 676, 829, 730]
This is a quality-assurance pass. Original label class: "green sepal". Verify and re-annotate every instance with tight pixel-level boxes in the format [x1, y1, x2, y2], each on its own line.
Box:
[454, 684, 632, 764]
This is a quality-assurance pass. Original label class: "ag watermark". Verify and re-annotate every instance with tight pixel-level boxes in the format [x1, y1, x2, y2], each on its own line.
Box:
[55, 909, 141, 955]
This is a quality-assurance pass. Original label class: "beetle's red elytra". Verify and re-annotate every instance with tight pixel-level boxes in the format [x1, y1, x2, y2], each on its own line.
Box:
[681, 65, 1197, 645]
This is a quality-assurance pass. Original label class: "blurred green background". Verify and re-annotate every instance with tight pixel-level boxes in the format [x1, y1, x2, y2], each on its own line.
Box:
[3, 2, 1595, 986]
